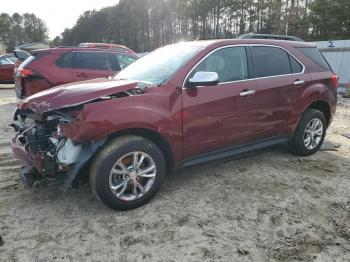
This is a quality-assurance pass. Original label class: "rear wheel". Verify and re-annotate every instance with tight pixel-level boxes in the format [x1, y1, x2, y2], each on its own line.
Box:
[289, 109, 326, 156]
[90, 136, 166, 210]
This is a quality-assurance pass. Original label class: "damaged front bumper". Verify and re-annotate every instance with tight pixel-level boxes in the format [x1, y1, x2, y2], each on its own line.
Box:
[11, 108, 105, 190]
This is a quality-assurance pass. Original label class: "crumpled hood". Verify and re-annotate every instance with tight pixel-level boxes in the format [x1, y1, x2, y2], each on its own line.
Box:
[19, 78, 145, 114]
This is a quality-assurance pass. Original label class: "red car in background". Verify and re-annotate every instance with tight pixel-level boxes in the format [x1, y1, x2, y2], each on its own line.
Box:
[15, 47, 138, 99]
[0, 54, 16, 83]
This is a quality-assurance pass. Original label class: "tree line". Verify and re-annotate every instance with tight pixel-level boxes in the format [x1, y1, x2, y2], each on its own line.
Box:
[1, 0, 349, 53]
[53, 0, 350, 52]
[0, 13, 48, 52]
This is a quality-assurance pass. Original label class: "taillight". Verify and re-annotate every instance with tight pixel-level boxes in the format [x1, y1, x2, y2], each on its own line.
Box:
[331, 74, 339, 89]
[18, 68, 34, 78]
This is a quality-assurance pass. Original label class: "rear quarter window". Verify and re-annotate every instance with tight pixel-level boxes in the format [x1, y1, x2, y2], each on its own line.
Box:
[297, 47, 331, 70]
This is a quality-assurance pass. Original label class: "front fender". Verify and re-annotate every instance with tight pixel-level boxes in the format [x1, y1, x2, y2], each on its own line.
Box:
[60, 98, 182, 161]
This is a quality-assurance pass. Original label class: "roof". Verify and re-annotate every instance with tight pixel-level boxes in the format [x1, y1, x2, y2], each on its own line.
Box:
[30, 47, 138, 56]
[171, 39, 315, 49]
[15, 42, 50, 51]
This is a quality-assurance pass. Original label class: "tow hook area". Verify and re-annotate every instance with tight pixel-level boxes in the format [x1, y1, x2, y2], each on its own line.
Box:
[19, 166, 42, 188]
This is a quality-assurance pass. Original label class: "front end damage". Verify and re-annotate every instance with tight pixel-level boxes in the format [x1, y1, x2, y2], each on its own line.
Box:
[11, 107, 105, 190]
[10, 79, 150, 190]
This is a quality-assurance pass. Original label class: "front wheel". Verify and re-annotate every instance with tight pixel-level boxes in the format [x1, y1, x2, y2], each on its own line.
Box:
[90, 136, 166, 210]
[289, 109, 327, 156]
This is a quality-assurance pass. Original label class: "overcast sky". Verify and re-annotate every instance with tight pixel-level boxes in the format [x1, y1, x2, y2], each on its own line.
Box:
[1, 0, 119, 39]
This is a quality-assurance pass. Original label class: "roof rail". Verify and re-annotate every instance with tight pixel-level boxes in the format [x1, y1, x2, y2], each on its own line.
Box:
[237, 33, 304, 42]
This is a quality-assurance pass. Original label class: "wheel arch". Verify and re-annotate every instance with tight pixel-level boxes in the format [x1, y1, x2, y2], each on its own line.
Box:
[107, 128, 175, 174]
[307, 100, 331, 126]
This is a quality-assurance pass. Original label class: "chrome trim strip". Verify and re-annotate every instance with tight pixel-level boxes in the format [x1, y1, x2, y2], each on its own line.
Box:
[182, 44, 306, 89]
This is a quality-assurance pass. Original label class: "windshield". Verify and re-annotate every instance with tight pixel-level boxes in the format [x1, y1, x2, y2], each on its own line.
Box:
[115, 44, 203, 85]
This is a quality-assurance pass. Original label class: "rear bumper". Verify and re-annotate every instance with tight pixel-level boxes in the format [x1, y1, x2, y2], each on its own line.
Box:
[11, 135, 42, 174]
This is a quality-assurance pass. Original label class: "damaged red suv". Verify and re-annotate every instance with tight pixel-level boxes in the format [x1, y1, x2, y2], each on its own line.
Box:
[11, 39, 338, 210]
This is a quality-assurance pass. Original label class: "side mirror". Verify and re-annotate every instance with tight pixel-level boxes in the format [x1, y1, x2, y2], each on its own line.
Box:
[187, 71, 219, 88]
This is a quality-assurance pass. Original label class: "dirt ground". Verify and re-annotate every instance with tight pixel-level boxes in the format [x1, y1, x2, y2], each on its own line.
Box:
[0, 87, 349, 262]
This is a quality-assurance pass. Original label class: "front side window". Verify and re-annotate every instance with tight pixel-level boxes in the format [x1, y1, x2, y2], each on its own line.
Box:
[190, 46, 249, 83]
[253, 46, 294, 77]
[75, 52, 114, 70]
[113, 53, 137, 70]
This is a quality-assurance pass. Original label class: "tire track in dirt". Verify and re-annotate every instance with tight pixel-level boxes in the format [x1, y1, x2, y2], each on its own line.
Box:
[0, 152, 21, 190]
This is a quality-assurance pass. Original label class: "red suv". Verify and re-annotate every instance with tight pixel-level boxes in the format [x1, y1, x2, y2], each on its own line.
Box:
[14, 47, 138, 98]
[11, 39, 338, 210]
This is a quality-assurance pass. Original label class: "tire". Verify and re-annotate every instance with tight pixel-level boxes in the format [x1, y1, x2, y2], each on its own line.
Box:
[289, 108, 327, 156]
[90, 135, 166, 210]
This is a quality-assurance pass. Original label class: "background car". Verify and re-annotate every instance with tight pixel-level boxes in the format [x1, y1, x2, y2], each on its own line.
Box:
[15, 47, 138, 98]
[13, 49, 30, 67]
[78, 43, 136, 55]
[0, 54, 16, 84]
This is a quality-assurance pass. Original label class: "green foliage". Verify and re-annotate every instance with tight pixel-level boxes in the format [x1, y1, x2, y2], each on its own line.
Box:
[310, 0, 350, 40]
[2, 1, 348, 53]
[0, 13, 48, 52]
[62, 0, 341, 52]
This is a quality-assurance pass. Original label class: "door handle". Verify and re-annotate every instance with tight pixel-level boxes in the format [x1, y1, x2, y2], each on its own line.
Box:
[240, 90, 256, 97]
[294, 80, 305, 86]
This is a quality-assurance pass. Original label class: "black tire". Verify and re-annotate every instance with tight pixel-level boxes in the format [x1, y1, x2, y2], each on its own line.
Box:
[90, 135, 166, 210]
[289, 108, 327, 156]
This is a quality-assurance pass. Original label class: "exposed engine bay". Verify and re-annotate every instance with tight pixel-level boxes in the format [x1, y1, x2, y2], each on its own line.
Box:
[11, 108, 84, 183]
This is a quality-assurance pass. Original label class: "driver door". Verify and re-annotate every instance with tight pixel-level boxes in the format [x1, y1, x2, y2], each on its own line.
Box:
[182, 46, 259, 159]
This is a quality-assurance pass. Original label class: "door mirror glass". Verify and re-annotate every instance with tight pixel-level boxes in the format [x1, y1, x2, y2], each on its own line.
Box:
[187, 71, 219, 88]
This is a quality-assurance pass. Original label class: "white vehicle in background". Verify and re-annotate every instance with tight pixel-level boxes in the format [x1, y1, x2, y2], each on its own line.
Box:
[314, 40, 350, 97]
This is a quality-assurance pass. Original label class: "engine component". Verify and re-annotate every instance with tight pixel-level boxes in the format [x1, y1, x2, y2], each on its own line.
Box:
[56, 139, 82, 165]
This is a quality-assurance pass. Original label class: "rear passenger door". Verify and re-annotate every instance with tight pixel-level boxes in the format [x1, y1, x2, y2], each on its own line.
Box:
[73, 51, 117, 81]
[250, 45, 309, 138]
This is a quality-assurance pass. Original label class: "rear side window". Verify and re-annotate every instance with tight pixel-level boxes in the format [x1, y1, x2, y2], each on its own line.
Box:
[56, 52, 74, 68]
[253, 46, 291, 77]
[297, 47, 331, 70]
[75, 52, 114, 70]
[252, 46, 303, 77]
[289, 55, 303, 73]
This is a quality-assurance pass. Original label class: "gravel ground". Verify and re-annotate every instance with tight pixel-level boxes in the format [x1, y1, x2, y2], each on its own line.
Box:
[0, 89, 349, 262]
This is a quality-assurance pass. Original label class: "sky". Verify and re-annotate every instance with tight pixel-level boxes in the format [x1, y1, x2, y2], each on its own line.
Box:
[1, 0, 119, 39]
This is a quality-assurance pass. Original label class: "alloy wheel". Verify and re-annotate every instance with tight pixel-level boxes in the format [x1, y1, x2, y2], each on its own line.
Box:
[108, 151, 157, 201]
[303, 118, 323, 150]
